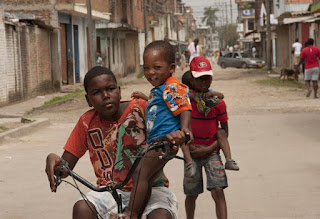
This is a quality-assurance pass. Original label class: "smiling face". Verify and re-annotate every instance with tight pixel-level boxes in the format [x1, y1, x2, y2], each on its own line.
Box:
[85, 74, 121, 121]
[143, 48, 175, 87]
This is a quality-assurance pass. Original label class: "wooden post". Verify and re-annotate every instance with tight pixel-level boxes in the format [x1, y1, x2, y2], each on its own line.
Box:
[87, 0, 96, 69]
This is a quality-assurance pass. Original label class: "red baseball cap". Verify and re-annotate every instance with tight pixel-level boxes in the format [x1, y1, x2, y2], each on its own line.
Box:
[190, 56, 213, 78]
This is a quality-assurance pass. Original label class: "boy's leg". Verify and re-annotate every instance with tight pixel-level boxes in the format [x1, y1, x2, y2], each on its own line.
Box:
[183, 158, 203, 219]
[143, 186, 178, 219]
[210, 187, 227, 219]
[216, 129, 239, 171]
[73, 200, 98, 219]
[204, 154, 228, 219]
[215, 129, 231, 160]
[182, 144, 196, 177]
[75, 189, 131, 218]
[185, 195, 198, 219]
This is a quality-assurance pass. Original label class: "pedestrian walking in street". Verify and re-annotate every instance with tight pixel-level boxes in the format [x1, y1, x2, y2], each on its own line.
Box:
[188, 38, 203, 64]
[180, 51, 186, 71]
[45, 66, 181, 219]
[297, 38, 320, 98]
[292, 38, 302, 68]
[183, 57, 234, 219]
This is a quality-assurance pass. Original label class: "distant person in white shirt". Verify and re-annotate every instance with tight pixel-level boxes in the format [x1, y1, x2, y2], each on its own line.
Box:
[252, 46, 257, 58]
[292, 39, 302, 67]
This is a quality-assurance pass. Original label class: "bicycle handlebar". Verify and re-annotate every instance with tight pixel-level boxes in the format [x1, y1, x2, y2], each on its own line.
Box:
[54, 135, 190, 192]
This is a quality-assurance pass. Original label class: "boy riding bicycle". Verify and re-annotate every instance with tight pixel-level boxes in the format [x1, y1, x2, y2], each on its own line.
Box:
[45, 66, 184, 219]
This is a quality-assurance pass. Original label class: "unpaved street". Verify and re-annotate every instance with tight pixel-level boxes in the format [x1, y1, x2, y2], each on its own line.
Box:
[1, 66, 320, 218]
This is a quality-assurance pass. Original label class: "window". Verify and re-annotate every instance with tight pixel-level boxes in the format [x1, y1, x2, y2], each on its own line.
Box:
[248, 19, 254, 31]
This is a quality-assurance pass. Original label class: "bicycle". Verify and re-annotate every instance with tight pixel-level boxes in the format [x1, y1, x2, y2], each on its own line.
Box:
[54, 135, 189, 219]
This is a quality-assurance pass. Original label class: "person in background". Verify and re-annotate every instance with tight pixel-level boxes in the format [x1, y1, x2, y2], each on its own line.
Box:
[297, 38, 320, 98]
[292, 38, 302, 69]
[180, 51, 186, 72]
[188, 38, 203, 64]
[96, 53, 102, 66]
[252, 46, 257, 58]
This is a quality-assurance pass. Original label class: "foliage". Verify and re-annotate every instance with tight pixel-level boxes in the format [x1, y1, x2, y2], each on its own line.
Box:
[202, 7, 219, 29]
[240, 3, 252, 9]
[216, 24, 240, 48]
[256, 78, 304, 89]
[43, 89, 85, 106]
[26, 89, 85, 115]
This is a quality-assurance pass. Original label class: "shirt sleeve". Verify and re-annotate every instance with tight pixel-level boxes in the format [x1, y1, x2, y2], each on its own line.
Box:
[216, 99, 228, 123]
[63, 116, 88, 158]
[163, 81, 192, 116]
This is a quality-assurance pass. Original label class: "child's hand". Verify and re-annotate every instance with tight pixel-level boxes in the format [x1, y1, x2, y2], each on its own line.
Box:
[166, 129, 192, 148]
[181, 127, 194, 145]
[202, 91, 224, 99]
[45, 153, 62, 192]
[131, 91, 148, 100]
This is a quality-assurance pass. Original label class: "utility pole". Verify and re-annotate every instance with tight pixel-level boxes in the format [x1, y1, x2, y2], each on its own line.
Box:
[266, 0, 272, 71]
[230, 0, 233, 24]
[225, 2, 228, 24]
[144, 0, 148, 46]
[87, 0, 96, 69]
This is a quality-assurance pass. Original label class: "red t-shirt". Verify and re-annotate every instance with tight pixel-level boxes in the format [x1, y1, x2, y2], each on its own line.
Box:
[64, 98, 168, 191]
[300, 46, 320, 69]
[190, 93, 228, 151]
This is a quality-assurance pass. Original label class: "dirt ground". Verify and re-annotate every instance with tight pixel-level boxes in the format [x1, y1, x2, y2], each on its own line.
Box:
[1, 66, 320, 218]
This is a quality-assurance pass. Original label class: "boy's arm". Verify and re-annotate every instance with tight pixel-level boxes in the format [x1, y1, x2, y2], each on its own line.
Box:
[220, 121, 229, 137]
[190, 141, 218, 158]
[45, 150, 79, 192]
[131, 91, 149, 101]
[179, 110, 194, 144]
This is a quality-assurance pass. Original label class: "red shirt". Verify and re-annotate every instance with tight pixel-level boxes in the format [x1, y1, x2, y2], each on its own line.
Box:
[64, 98, 169, 191]
[190, 94, 228, 151]
[300, 46, 320, 69]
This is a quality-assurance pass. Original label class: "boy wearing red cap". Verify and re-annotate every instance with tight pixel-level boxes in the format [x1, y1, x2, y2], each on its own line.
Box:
[183, 56, 237, 219]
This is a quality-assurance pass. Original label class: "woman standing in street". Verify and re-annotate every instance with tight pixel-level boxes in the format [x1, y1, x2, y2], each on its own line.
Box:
[188, 38, 203, 64]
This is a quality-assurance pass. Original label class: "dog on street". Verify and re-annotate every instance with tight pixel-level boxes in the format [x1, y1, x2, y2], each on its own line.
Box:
[279, 68, 299, 81]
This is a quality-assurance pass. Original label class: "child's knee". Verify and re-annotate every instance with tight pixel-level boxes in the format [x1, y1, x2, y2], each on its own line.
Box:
[210, 187, 225, 201]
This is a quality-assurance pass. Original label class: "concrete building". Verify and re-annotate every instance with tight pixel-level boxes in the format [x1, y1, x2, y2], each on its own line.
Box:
[3, 0, 110, 87]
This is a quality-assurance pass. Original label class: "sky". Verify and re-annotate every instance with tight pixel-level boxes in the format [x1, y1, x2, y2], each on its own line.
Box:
[182, 0, 238, 26]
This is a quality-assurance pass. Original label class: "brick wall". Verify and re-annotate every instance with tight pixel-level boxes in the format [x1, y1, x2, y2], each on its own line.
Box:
[133, 0, 144, 30]
[0, 22, 53, 106]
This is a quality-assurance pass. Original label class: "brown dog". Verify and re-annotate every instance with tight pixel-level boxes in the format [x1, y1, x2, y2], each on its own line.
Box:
[279, 68, 299, 81]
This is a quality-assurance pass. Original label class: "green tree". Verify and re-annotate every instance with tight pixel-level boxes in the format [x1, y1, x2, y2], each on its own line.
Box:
[202, 7, 219, 29]
[216, 24, 240, 48]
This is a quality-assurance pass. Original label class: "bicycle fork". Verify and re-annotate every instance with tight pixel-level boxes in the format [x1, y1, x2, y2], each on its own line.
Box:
[111, 191, 126, 219]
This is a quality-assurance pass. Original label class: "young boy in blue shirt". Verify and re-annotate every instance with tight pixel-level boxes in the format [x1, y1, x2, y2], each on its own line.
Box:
[128, 40, 196, 218]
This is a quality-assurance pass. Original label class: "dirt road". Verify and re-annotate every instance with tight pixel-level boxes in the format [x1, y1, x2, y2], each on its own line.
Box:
[1, 66, 320, 218]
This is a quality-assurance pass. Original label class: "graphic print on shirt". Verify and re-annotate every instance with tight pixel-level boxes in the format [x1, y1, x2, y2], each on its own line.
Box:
[146, 105, 157, 133]
[163, 83, 190, 112]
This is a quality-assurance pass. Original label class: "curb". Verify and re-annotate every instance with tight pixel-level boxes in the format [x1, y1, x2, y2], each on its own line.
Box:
[0, 118, 50, 144]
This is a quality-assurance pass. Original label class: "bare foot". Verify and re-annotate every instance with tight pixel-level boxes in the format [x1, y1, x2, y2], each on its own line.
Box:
[306, 90, 312, 97]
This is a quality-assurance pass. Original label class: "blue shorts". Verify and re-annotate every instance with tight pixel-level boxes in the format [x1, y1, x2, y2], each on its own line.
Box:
[183, 154, 228, 195]
[83, 187, 178, 219]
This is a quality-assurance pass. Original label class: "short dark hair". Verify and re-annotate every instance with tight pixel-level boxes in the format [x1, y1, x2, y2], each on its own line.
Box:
[181, 70, 194, 89]
[307, 38, 314, 46]
[144, 40, 175, 64]
[84, 66, 117, 93]
[295, 38, 299, 42]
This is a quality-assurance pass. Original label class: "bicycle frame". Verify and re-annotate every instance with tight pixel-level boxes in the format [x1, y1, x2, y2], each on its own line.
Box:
[54, 135, 188, 218]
